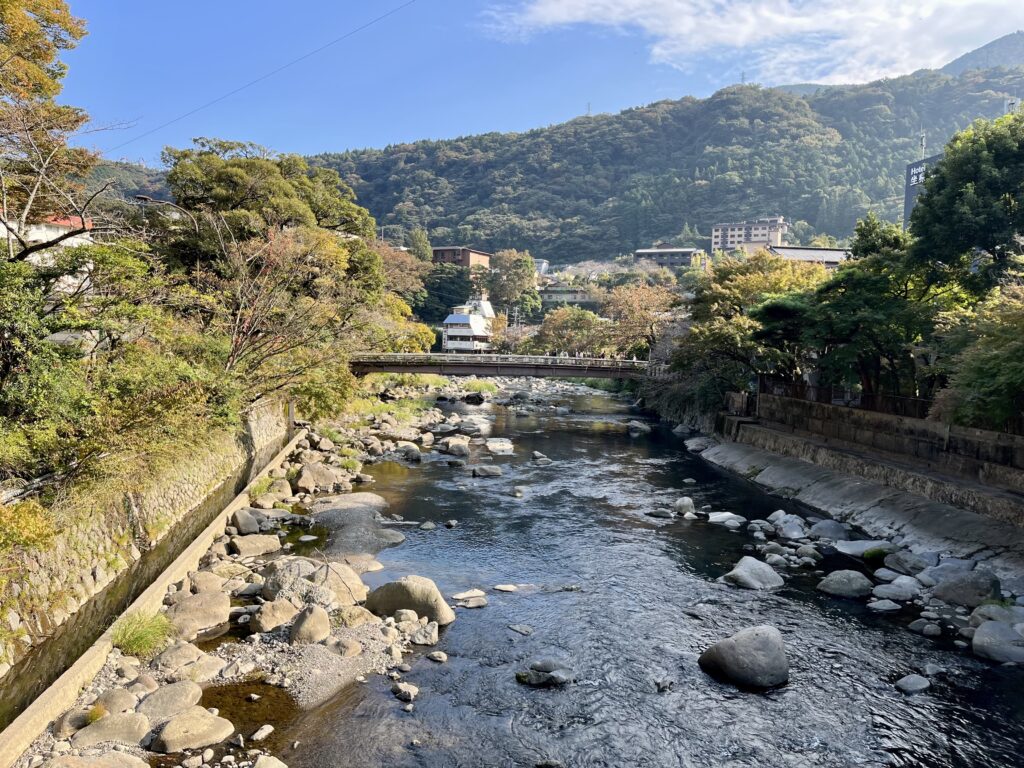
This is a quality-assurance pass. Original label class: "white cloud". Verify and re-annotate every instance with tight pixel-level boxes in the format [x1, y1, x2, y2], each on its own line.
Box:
[486, 1, 1024, 84]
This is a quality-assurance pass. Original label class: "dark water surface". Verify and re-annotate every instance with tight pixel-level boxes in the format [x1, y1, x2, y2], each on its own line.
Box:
[282, 394, 1024, 768]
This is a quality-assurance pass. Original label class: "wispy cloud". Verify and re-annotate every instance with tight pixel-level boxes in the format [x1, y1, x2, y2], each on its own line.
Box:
[486, 1, 1024, 84]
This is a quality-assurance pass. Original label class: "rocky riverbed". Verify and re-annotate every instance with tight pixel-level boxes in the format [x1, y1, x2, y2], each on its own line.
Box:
[14, 376, 1024, 768]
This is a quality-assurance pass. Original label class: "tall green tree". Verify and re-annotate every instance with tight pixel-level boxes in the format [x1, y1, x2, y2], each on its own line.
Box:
[910, 111, 1024, 295]
[487, 248, 539, 316]
[405, 226, 432, 261]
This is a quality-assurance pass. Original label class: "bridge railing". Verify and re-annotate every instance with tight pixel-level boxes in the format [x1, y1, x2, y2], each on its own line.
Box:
[349, 352, 648, 371]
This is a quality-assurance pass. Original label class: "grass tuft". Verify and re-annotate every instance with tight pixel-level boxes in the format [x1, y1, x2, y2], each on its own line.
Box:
[86, 703, 108, 724]
[462, 379, 498, 394]
[111, 611, 174, 658]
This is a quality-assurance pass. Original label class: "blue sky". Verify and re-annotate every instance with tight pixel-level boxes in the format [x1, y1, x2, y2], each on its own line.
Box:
[59, 1, 1024, 165]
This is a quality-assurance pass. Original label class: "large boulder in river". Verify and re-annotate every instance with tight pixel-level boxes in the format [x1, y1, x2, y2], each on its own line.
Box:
[309, 494, 404, 555]
[932, 569, 1000, 608]
[137, 681, 202, 723]
[152, 706, 234, 753]
[817, 570, 873, 598]
[229, 534, 281, 558]
[972, 620, 1024, 663]
[722, 556, 784, 590]
[165, 591, 230, 640]
[365, 575, 456, 625]
[698, 625, 789, 689]
[253, 599, 299, 632]
[295, 462, 348, 494]
[290, 605, 331, 644]
[70, 713, 151, 749]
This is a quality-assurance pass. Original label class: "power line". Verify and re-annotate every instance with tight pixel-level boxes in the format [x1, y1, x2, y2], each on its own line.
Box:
[107, 0, 420, 153]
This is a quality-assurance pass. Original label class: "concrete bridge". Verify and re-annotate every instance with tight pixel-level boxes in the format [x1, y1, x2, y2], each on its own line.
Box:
[348, 353, 648, 380]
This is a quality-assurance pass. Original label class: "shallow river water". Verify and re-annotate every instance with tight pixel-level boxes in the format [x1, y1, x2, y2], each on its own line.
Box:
[279, 392, 1024, 768]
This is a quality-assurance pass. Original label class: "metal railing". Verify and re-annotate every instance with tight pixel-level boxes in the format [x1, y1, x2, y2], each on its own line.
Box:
[349, 352, 648, 373]
[759, 376, 933, 419]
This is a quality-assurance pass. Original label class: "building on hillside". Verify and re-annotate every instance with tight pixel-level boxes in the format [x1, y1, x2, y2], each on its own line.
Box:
[442, 298, 496, 353]
[432, 246, 493, 270]
[534, 258, 550, 277]
[711, 216, 788, 252]
[538, 283, 600, 310]
[634, 242, 706, 269]
[767, 244, 849, 270]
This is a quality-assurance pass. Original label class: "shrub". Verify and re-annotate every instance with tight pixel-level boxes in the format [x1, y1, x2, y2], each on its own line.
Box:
[111, 611, 174, 658]
[339, 457, 361, 472]
[0, 499, 56, 555]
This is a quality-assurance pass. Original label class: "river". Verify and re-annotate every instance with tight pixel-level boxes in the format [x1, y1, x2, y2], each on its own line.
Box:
[271, 389, 1024, 767]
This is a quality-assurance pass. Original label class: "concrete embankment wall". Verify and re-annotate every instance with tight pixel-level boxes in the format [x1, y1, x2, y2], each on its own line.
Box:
[758, 394, 1024, 496]
[735, 423, 1024, 527]
[699, 441, 1024, 584]
[0, 399, 289, 690]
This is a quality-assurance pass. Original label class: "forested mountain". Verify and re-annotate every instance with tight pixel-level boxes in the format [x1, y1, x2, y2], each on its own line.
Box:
[941, 31, 1024, 76]
[311, 67, 1024, 263]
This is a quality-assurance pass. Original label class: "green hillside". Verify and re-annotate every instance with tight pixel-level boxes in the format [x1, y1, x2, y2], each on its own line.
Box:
[311, 68, 1024, 263]
[941, 31, 1024, 75]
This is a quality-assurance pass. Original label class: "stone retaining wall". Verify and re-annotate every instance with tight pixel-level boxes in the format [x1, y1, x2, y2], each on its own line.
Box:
[757, 394, 1024, 494]
[736, 424, 1024, 526]
[0, 399, 289, 682]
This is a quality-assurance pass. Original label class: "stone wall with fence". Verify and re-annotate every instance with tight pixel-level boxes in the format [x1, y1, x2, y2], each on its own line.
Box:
[756, 393, 1024, 495]
[0, 399, 290, 681]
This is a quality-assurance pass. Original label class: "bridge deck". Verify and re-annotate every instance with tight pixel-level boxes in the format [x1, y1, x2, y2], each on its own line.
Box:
[349, 353, 647, 380]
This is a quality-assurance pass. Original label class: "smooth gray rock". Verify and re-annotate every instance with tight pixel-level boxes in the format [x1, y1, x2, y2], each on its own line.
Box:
[137, 681, 202, 723]
[896, 674, 930, 694]
[472, 465, 503, 478]
[253, 599, 299, 632]
[94, 688, 137, 714]
[365, 575, 457, 625]
[972, 620, 1024, 663]
[698, 625, 789, 689]
[817, 570, 873, 598]
[932, 569, 1000, 608]
[516, 658, 575, 687]
[309, 494, 405, 555]
[884, 550, 930, 575]
[231, 508, 260, 536]
[835, 540, 897, 558]
[165, 591, 230, 640]
[808, 519, 849, 540]
[70, 713, 151, 748]
[229, 534, 281, 558]
[290, 605, 331, 645]
[152, 706, 234, 753]
[723, 556, 784, 590]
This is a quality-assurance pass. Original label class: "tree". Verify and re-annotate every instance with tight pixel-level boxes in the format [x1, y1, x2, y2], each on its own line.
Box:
[413, 262, 472, 323]
[487, 248, 539, 315]
[602, 282, 676, 358]
[0, 100, 113, 260]
[374, 241, 429, 305]
[0, 0, 85, 99]
[528, 306, 610, 356]
[910, 111, 1024, 295]
[670, 251, 826, 411]
[162, 138, 375, 262]
[930, 283, 1024, 431]
[405, 226, 432, 261]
